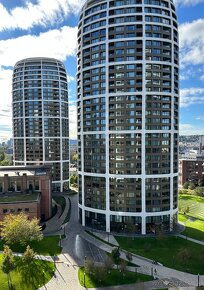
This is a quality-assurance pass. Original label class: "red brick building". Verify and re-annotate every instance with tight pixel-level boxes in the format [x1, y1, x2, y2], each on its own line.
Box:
[0, 165, 52, 221]
[179, 157, 204, 186]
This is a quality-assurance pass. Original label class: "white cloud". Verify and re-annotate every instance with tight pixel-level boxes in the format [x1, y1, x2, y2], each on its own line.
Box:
[180, 88, 204, 107]
[175, 0, 204, 6]
[180, 123, 204, 135]
[0, 0, 85, 31]
[0, 67, 13, 139]
[67, 75, 75, 83]
[200, 75, 204, 81]
[0, 26, 77, 67]
[0, 26, 78, 139]
[179, 19, 204, 67]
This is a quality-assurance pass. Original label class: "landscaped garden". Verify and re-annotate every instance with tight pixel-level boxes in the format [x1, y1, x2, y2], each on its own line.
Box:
[78, 266, 152, 288]
[115, 236, 204, 274]
[0, 235, 61, 256]
[0, 253, 55, 290]
[178, 194, 204, 240]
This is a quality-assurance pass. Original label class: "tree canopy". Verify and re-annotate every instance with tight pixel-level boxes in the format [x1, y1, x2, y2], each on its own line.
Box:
[0, 213, 43, 245]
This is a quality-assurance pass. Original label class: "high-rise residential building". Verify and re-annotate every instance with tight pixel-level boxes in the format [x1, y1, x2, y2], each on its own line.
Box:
[12, 57, 69, 192]
[77, 0, 179, 234]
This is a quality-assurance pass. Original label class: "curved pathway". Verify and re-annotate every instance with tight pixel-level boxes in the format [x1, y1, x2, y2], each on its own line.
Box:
[39, 194, 204, 290]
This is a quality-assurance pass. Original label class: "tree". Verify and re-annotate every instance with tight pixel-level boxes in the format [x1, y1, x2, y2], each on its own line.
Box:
[72, 153, 78, 162]
[183, 182, 189, 189]
[188, 182, 195, 190]
[70, 174, 78, 187]
[195, 186, 204, 197]
[110, 247, 120, 268]
[84, 257, 94, 275]
[104, 256, 113, 273]
[0, 159, 10, 166]
[2, 246, 15, 287]
[119, 259, 127, 277]
[0, 213, 43, 245]
[198, 179, 203, 187]
[22, 245, 36, 266]
[178, 248, 191, 265]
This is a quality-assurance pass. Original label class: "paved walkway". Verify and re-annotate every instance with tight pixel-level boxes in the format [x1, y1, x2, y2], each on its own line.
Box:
[38, 194, 204, 290]
[43, 195, 70, 235]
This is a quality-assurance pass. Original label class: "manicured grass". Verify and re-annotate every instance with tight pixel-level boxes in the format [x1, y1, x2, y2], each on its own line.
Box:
[179, 215, 204, 241]
[178, 213, 188, 223]
[0, 236, 61, 256]
[0, 192, 39, 202]
[53, 196, 66, 216]
[0, 254, 55, 290]
[179, 194, 204, 220]
[115, 236, 204, 274]
[78, 267, 152, 288]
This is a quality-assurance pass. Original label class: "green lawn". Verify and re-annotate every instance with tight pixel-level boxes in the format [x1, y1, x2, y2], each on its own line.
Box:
[0, 236, 61, 256]
[179, 214, 204, 241]
[0, 254, 55, 290]
[78, 267, 152, 288]
[179, 194, 204, 220]
[115, 236, 204, 274]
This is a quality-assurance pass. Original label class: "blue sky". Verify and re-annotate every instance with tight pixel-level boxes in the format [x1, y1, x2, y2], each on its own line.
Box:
[0, 0, 204, 141]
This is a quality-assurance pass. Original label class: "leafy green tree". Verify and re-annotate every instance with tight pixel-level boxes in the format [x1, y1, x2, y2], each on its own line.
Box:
[0, 151, 5, 162]
[104, 256, 113, 273]
[183, 182, 189, 189]
[198, 179, 203, 187]
[0, 159, 10, 166]
[2, 245, 15, 287]
[119, 259, 127, 277]
[22, 246, 36, 266]
[188, 182, 195, 190]
[70, 174, 78, 187]
[178, 248, 191, 265]
[195, 186, 204, 197]
[72, 153, 78, 162]
[84, 257, 94, 275]
[0, 213, 43, 245]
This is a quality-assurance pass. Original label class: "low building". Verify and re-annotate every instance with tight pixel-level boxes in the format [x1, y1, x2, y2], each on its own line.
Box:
[179, 157, 204, 186]
[0, 165, 52, 221]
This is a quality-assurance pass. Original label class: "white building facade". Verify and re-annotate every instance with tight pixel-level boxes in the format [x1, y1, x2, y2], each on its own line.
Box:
[77, 0, 179, 234]
[13, 57, 69, 192]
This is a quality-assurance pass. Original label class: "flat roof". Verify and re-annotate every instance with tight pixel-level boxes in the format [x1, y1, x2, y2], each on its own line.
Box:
[0, 192, 40, 204]
[0, 165, 51, 177]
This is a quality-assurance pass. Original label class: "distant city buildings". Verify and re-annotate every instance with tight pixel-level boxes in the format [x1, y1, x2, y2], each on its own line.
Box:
[12, 57, 69, 192]
[77, 0, 179, 234]
[0, 165, 52, 221]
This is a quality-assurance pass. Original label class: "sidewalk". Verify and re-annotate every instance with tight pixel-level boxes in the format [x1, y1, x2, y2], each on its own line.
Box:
[38, 194, 204, 289]
[43, 195, 70, 235]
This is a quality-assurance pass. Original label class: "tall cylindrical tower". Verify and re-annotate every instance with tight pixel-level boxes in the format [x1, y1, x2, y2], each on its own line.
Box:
[12, 57, 69, 192]
[77, 0, 179, 234]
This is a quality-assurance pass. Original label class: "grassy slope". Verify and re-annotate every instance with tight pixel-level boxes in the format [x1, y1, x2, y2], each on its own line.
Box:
[115, 236, 204, 274]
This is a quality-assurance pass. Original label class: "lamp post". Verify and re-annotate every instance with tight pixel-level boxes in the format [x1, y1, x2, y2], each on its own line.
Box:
[198, 273, 200, 288]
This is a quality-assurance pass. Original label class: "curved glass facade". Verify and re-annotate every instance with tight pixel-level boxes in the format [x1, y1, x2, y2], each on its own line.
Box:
[13, 57, 69, 192]
[77, 0, 179, 234]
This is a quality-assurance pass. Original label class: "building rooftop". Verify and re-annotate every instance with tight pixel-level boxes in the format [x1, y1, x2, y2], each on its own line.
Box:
[0, 192, 40, 204]
[0, 165, 51, 177]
